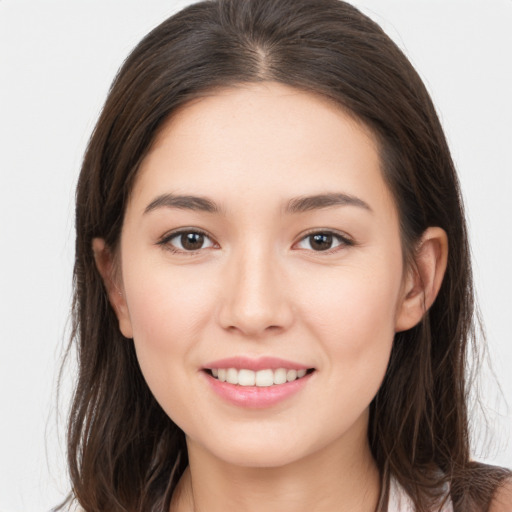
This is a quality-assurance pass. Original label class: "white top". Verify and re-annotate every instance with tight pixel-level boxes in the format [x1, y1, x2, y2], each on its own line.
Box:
[389, 477, 454, 512]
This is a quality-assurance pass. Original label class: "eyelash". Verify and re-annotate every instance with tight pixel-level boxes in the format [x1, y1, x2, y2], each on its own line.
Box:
[294, 229, 355, 254]
[157, 229, 354, 255]
[157, 228, 217, 254]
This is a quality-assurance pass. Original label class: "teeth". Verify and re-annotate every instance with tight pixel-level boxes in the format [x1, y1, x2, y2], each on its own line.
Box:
[286, 369, 297, 382]
[255, 369, 274, 387]
[210, 367, 310, 387]
[238, 369, 255, 386]
[226, 368, 238, 385]
[273, 368, 287, 385]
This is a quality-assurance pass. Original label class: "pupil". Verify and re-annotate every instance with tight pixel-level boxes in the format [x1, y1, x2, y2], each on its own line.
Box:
[311, 233, 332, 251]
[181, 232, 204, 250]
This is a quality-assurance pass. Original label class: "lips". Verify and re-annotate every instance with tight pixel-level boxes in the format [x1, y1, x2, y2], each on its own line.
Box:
[209, 367, 309, 386]
[202, 356, 315, 408]
[204, 356, 311, 372]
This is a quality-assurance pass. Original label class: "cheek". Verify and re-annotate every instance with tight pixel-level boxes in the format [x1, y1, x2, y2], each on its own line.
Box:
[120, 263, 217, 405]
[123, 260, 215, 346]
[298, 260, 402, 385]
[302, 262, 401, 335]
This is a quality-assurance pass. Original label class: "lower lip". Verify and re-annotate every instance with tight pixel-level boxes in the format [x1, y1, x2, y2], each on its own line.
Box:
[203, 371, 313, 408]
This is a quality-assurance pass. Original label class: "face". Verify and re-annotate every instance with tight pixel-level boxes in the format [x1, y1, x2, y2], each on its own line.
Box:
[110, 82, 411, 468]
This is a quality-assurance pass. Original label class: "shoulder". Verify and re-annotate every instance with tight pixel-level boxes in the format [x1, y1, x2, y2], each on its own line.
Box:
[489, 478, 512, 512]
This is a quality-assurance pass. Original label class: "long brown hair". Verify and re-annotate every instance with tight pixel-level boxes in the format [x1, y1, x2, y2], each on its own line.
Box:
[60, 0, 510, 510]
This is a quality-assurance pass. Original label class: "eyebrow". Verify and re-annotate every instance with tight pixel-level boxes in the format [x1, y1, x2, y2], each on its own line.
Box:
[144, 193, 220, 214]
[285, 193, 372, 214]
[144, 192, 372, 215]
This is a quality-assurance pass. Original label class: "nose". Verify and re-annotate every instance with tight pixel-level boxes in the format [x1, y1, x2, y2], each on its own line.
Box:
[217, 246, 294, 338]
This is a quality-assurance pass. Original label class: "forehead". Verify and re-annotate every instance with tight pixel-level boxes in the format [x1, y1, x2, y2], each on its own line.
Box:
[129, 82, 393, 217]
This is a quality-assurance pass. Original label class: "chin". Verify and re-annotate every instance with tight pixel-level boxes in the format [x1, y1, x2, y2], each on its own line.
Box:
[217, 446, 306, 469]
[189, 427, 325, 470]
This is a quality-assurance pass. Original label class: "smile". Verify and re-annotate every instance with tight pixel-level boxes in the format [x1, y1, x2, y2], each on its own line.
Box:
[202, 357, 316, 407]
[207, 368, 311, 387]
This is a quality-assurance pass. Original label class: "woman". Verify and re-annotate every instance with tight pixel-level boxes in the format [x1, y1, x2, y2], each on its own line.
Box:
[60, 0, 511, 510]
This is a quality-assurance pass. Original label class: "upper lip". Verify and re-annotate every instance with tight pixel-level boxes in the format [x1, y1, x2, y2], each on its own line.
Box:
[203, 356, 312, 371]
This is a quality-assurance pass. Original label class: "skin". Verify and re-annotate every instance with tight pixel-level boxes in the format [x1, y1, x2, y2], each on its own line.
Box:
[94, 82, 448, 512]
[492, 481, 512, 512]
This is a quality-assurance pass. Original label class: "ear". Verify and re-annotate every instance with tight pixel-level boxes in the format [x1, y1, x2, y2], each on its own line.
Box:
[92, 238, 133, 339]
[395, 227, 448, 332]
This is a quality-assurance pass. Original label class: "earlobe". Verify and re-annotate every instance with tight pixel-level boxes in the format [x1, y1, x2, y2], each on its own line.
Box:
[395, 227, 448, 332]
[92, 238, 133, 339]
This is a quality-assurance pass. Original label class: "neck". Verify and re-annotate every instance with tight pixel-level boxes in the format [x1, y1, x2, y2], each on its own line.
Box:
[170, 414, 380, 512]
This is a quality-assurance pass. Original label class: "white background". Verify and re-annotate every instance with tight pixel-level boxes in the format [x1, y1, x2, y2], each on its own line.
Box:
[0, 1, 511, 510]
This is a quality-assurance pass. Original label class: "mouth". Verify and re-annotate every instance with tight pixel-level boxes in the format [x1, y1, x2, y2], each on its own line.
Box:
[204, 367, 315, 387]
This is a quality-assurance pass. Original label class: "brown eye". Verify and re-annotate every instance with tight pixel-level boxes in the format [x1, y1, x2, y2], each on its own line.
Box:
[181, 232, 205, 250]
[161, 230, 215, 252]
[309, 233, 333, 251]
[295, 231, 352, 252]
